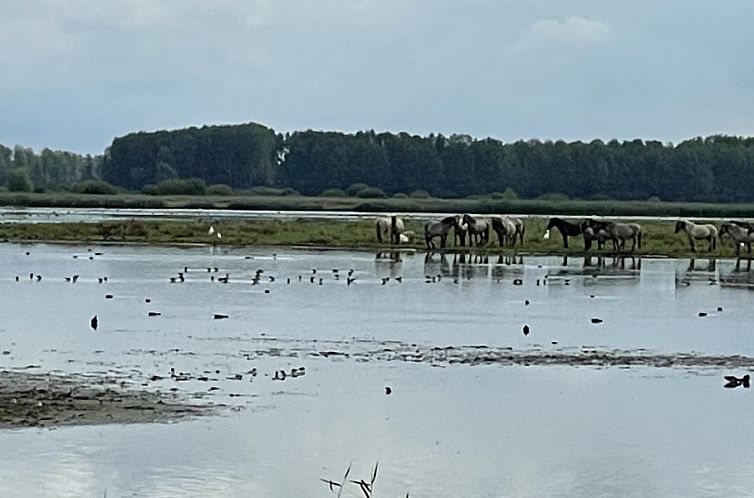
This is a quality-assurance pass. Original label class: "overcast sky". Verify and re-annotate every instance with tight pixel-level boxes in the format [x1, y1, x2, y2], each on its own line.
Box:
[1, 0, 754, 154]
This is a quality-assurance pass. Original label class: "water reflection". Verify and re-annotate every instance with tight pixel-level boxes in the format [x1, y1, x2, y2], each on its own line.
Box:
[545, 255, 642, 286]
[421, 252, 525, 282]
[676, 257, 718, 287]
[374, 250, 404, 279]
[720, 257, 754, 290]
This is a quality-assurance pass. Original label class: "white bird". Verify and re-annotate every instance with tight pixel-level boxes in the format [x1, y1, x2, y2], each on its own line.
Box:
[543, 229, 551, 240]
[208, 226, 215, 235]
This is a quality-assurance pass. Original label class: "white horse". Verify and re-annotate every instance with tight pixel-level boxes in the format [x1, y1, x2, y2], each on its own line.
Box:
[375, 216, 404, 244]
[675, 220, 717, 252]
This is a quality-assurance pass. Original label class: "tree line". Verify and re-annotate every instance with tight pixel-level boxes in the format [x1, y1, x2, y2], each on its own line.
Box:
[4, 123, 754, 203]
[0, 144, 100, 192]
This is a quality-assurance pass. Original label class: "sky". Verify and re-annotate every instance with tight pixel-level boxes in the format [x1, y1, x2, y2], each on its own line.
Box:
[1, 0, 754, 154]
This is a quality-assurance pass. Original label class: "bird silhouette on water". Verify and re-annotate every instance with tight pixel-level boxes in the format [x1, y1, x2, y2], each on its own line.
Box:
[724, 374, 750, 389]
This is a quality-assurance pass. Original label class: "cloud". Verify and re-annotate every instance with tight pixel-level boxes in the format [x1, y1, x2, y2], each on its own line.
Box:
[509, 16, 611, 54]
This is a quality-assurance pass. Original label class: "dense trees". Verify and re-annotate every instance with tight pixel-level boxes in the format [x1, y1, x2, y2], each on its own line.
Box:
[6, 122, 754, 203]
[0, 145, 100, 192]
[101, 123, 280, 190]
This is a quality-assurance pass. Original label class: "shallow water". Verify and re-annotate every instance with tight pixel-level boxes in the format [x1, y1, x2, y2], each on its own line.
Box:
[1, 244, 753, 497]
[0, 206, 736, 224]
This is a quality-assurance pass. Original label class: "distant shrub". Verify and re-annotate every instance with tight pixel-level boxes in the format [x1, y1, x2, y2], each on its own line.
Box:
[145, 178, 207, 196]
[536, 192, 570, 201]
[281, 187, 300, 196]
[392, 192, 408, 199]
[491, 187, 519, 200]
[409, 189, 431, 199]
[248, 186, 285, 196]
[647, 196, 662, 203]
[71, 180, 119, 195]
[346, 183, 369, 196]
[356, 187, 387, 198]
[321, 188, 346, 197]
[207, 184, 233, 196]
[141, 184, 159, 195]
[588, 194, 613, 201]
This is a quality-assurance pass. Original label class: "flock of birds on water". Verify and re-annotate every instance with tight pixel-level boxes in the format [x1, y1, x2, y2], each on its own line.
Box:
[8, 220, 753, 390]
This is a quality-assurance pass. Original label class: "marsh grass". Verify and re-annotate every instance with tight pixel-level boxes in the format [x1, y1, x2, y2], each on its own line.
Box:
[3, 191, 754, 218]
[0, 217, 750, 257]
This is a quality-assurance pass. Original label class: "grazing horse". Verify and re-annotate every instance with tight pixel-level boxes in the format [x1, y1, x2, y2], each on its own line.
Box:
[719, 223, 754, 255]
[375, 216, 404, 245]
[462, 214, 491, 246]
[424, 216, 460, 250]
[606, 222, 642, 252]
[491, 216, 517, 247]
[675, 220, 717, 253]
[545, 217, 581, 249]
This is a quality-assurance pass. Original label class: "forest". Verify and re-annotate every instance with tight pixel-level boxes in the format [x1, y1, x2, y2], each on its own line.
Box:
[3, 122, 754, 203]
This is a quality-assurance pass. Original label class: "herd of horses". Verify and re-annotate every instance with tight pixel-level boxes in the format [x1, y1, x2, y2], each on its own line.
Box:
[375, 215, 754, 254]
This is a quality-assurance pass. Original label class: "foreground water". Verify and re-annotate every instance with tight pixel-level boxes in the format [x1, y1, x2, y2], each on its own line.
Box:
[1, 243, 753, 497]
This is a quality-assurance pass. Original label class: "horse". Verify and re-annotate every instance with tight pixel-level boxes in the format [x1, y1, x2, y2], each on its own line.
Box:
[511, 218, 525, 246]
[719, 223, 754, 255]
[375, 216, 404, 245]
[732, 220, 754, 231]
[581, 218, 613, 251]
[462, 214, 491, 246]
[605, 222, 642, 252]
[424, 216, 460, 250]
[454, 216, 468, 247]
[491, 216, 517, 247]
[544, 217, 581, 249]
[675, 220, 717, 253]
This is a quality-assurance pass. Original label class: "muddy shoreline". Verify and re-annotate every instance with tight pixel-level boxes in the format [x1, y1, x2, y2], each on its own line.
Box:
[0, 369, 215, 430]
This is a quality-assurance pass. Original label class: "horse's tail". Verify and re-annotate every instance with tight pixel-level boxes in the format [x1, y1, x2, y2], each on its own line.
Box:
[520, 224, 526, 245]
[375, 220, 383, 243]
[637, 230, 642, 249]
[390, 216, 398, 243]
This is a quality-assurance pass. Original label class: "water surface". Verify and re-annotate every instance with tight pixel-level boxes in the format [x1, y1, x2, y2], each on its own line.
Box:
[1, 244, 753, 497]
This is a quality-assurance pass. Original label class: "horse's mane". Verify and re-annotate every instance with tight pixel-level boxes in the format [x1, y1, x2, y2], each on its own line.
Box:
[441, 215, 457, 224]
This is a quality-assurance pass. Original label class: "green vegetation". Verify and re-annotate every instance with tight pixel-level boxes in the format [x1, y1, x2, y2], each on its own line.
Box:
[0, 217, 748, 258]
[2, 191, 754, 218]
[4, 123, 754, 207]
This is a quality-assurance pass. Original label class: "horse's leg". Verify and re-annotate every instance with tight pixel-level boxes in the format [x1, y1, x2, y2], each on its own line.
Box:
[561, 230, 569, 249]
[688, 235, 696, 253]
[376, 223, 383, 244]
[440, 233, 447, 249]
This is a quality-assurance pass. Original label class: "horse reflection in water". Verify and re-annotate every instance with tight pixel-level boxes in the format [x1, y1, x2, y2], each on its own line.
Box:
[719, 258, 754, 290]
[375, 251, 404, 280]
[546, 255, 641, 285]
[423, 251, 523, 283]
[676, 257, 718, 287]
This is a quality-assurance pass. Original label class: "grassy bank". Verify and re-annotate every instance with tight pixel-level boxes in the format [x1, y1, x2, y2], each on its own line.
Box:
[3, 191, 754, 218]
[0, 217, 749, 258]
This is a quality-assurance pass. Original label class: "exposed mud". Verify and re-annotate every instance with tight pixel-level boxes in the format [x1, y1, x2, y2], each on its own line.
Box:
[0, 369, 214, 429]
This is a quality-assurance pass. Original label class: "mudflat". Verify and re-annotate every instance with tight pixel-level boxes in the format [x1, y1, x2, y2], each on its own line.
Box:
[0, 369, 213, 429]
